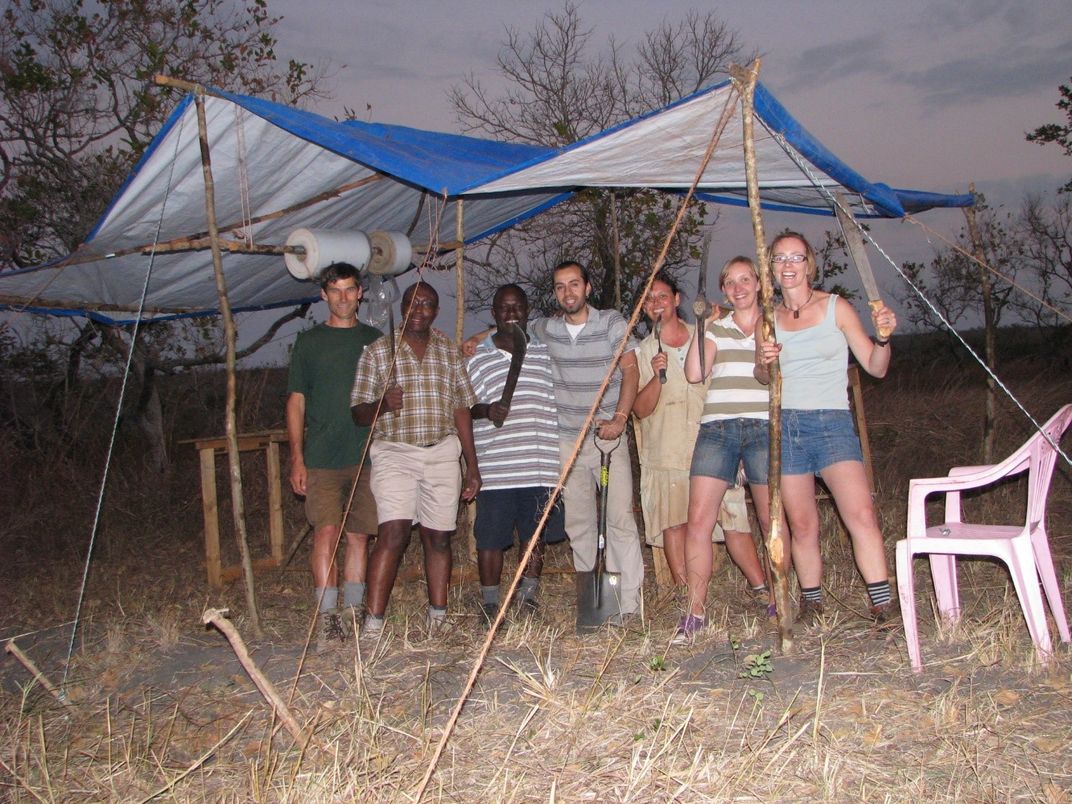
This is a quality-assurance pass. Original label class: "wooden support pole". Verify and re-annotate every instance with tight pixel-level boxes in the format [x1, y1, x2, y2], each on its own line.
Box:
[731, 59, 795, 654]
[964, 183, 997, 463]
[454, 199, 465, 344]
[190, 84, 262, 637]
[201, 609, 312, 751]
[5, 640, 73, 707]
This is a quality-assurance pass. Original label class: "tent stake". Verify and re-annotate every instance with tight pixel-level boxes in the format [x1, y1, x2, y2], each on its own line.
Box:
[731, 60, 795, 654]
[201, 609, 312, 750]
[190, 85, 263, 637]
[4, 640, 73, 707]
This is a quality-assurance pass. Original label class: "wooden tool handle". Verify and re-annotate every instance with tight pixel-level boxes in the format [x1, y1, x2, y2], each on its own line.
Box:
[869, 299, 892, 341]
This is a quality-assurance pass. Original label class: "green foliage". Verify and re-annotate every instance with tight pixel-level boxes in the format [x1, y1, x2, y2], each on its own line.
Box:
[737, 649, 773, 680]
[648, 654, 667, 672]
[1026, 77, 1072, 193]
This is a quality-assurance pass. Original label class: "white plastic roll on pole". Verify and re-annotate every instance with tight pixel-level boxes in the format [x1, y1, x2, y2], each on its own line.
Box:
[284, 229, 371, 280]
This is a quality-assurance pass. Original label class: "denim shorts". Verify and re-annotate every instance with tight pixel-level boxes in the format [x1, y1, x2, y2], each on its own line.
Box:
[690, 418, 770, 485]
[474, 486, 567, 551]
[781, 409, 863, 475]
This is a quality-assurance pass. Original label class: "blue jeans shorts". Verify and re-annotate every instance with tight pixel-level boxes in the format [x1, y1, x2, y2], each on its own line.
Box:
[781, 409, 863, 475]
[690, 418, 770, 485]
[474, 486, 567, 552]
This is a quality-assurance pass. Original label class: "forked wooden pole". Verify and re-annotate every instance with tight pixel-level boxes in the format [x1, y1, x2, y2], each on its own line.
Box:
[730, 59, 795, 654]
[454, 199, 466, 343]
[169, 74, 262, 637]
[5, 640, 73, 707]
[202, 609, 312, 750]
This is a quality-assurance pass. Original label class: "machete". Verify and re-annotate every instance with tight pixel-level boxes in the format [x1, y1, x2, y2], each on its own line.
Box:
[692, 229, 715, 370]
[493, 322, 527, 428]
[834, 193, 892, 340]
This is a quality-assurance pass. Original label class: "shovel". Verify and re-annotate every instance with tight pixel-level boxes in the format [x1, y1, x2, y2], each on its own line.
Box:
[576, 434, 623, 633]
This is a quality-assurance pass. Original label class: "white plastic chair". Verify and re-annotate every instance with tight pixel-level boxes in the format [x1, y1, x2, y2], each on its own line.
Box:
[896, 404, 1072, 672]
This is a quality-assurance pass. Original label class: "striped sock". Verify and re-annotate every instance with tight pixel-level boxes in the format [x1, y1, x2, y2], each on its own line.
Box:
[751, 583, 769, 595]
[866, 580, 892, 608]
[801, 586, 823, 603]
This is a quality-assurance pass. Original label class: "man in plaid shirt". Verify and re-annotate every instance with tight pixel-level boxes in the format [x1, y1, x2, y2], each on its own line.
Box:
[351, 281, 480, 636]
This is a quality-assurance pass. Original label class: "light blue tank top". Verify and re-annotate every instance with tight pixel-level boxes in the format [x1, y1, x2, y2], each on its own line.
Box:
[775, 294, 849, 410]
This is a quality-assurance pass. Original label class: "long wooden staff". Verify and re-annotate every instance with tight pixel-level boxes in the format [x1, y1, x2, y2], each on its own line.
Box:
[730, 60, 794, 654]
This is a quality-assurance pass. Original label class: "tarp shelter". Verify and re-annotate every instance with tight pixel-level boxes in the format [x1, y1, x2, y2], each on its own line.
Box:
[0, 79, 973, 324]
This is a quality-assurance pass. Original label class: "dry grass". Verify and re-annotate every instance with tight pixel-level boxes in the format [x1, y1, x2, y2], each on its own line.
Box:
[2, 359, 1071, 801]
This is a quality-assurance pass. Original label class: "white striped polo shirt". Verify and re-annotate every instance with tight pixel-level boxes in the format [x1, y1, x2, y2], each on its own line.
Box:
[466, 336, 560, 490]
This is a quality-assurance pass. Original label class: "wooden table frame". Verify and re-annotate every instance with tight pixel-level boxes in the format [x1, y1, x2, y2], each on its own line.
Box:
[183, 430, 287, 587]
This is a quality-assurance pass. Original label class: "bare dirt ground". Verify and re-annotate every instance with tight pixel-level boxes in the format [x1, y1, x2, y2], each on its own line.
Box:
[2, 356, 1070, 801]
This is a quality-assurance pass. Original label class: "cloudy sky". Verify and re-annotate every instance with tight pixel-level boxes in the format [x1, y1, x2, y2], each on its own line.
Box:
[248, 0, 1070, 343]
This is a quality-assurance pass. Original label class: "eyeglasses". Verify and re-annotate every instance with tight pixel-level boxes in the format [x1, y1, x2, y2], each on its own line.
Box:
[771, 254, 807, 264]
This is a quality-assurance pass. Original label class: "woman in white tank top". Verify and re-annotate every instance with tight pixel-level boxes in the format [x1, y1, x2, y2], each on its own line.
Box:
[755, 231, 899, 626]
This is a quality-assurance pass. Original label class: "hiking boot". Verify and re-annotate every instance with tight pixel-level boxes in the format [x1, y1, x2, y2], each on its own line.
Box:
[797, 597, 825, 627]
[745, 587, 775, 618]
[361, 613, 385, 642]
[479, 600, 499, 625]
[670, 614, 706, 645]
[316, 610, 345, 653]
[868, 600, 900, 630]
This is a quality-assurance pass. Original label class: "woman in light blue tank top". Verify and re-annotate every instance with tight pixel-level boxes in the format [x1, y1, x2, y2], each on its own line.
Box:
[756, 232, 899, 625]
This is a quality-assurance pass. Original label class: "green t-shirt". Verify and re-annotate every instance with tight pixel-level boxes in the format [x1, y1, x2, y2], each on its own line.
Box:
[287, 322, 382, 469]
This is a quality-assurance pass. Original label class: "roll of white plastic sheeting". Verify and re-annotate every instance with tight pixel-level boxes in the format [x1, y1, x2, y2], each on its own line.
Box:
[283, 228, 371, 280]
[367, 230, 413, 276]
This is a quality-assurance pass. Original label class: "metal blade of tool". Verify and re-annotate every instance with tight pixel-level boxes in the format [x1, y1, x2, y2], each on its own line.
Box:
[833, 193, 892, 339]
[493, 322, 528, 428]
[654, 319, 667, 384]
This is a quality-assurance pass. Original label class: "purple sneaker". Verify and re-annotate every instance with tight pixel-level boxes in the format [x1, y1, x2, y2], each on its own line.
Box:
[671, 614, 706, 645]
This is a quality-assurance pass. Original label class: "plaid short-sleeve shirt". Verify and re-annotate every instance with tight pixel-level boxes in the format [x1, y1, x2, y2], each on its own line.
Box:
[351, 329, 477, 446]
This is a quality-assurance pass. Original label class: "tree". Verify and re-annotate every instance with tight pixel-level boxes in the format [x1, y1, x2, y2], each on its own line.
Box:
[449, 3, 750, 319]
[1026, 76, 1072, 194]
[0, 0, 325, 468]
[1, 0, 324, 268]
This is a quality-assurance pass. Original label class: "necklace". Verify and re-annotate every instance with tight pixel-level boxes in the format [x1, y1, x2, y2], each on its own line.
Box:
[782, 289, 814, 319]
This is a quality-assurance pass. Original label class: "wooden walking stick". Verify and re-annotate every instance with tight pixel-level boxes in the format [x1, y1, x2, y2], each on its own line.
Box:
[730, 59, 795, 654]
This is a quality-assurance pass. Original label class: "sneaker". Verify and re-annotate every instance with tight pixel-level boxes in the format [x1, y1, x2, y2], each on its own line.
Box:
[670, 614, 706, 645]
[316, 610, 344, 653]
[516, 596, 539, 615]
[797, 597, 825, 626]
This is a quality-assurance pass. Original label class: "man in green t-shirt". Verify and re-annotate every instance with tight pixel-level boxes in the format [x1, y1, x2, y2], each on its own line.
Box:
[286, 263, 381, 651]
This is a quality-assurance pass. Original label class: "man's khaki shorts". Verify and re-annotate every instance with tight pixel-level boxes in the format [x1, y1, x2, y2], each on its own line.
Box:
[370, 436, 461, 532]
[304, 464, 378, 534]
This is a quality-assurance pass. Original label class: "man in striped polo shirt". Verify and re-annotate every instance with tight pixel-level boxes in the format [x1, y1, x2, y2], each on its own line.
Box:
[467, 284, 565, 620]
[529, 261, 643, 619]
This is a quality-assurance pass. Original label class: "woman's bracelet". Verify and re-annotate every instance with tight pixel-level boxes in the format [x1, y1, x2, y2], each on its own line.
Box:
[874, 336, 890, 347]
[612, 411, 628, 421]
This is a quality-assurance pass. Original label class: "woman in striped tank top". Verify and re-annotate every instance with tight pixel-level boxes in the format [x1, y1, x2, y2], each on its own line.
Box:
[672, 257, 783, 644]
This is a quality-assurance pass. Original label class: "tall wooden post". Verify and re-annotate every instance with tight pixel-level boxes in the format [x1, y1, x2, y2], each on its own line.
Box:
[455, 199, 465, 344]
[964, 184, 997, 463]
[189, 82, 263, 636]
[731, 60, 794, 654]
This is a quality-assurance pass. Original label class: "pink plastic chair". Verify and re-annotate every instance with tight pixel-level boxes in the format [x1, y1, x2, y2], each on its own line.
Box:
[896, 404, 1072, 672]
